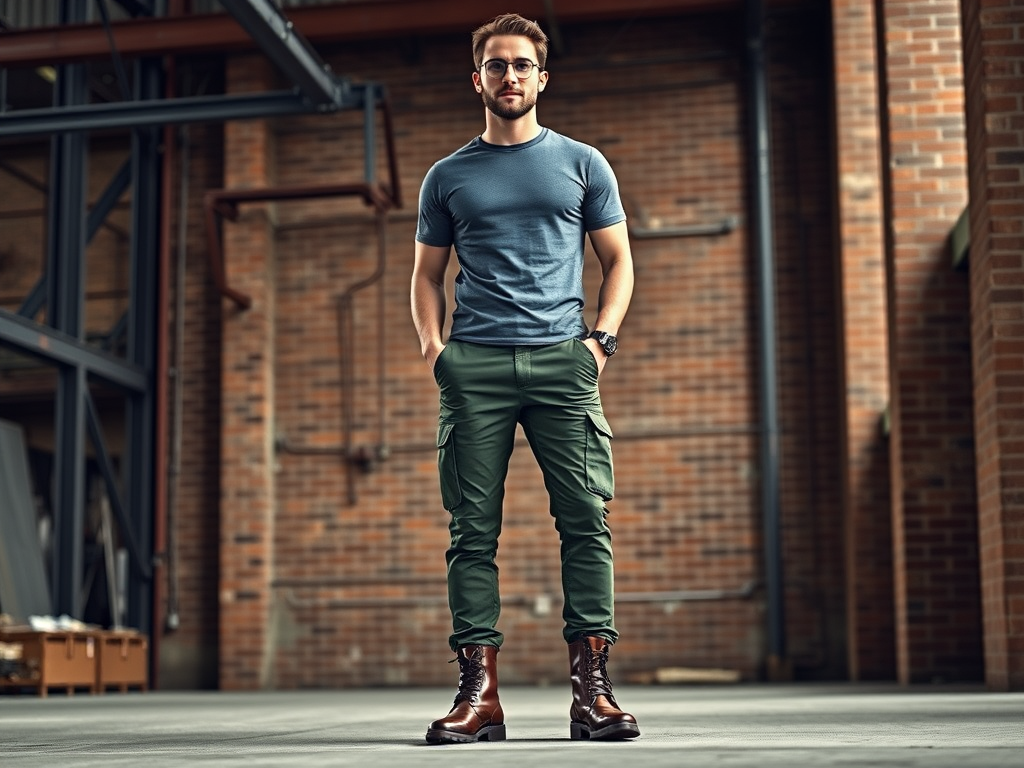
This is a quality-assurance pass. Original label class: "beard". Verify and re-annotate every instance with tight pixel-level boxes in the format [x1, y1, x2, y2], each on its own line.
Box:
[481, 87, 537, 121]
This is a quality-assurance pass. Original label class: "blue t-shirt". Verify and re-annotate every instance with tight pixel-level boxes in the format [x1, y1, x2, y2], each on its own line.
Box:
[416, 128, 625, 345]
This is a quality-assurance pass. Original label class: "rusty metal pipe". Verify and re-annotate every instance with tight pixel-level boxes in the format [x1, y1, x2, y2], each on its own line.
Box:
[335, 210, 389, 505]
[203, 181, 396, 309]
[0, 1, 739, 69]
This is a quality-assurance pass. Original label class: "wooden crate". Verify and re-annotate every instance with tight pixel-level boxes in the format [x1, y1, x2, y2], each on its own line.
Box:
[0, 630, 98, 697]
[96, 633, 148, 693]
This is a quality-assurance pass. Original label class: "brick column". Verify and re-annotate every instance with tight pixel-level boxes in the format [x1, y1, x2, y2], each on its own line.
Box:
[218, 55, 277, 690]
[878, 0, 982, 683]
[832, 0, 895, 680]
[959, 0, 1024, 691]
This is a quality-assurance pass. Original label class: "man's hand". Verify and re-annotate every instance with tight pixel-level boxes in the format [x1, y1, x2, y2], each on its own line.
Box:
[425, 342, 446, 374]
[582, 336, 608, 376]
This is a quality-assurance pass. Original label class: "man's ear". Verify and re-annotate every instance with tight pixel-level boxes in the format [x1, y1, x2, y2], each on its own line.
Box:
[472, 71, 482, 92]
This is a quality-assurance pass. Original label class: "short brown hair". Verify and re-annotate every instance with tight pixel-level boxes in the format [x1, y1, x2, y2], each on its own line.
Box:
[472, 13, 549, 69]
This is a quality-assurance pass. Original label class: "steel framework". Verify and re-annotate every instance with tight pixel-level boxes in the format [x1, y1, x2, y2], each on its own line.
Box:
[0, 0, 396, 650]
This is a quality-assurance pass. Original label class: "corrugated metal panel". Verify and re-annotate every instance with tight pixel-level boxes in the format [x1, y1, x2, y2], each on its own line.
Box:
[0, 419, 52, 621]
[0, 0, 132, 29]
[0, 1, 360, 28]
[0, 0, 58, 28]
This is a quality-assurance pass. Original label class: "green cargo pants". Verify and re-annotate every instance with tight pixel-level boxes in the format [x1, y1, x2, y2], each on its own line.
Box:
[432, 337, 619, 651]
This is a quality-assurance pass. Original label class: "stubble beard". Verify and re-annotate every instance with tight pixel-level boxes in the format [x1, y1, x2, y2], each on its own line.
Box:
[481, 87, 537, 121]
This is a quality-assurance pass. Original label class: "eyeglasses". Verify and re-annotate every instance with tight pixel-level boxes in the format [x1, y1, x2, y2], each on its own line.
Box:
[481, 58, 542, 79]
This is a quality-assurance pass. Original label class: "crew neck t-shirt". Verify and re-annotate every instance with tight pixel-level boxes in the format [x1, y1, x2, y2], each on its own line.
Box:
[415, 127, 625, 345]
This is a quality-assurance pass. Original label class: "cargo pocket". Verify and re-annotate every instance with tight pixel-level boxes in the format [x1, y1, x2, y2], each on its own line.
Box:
[584, 410, 615, 500]
[437, 420, 463, 510]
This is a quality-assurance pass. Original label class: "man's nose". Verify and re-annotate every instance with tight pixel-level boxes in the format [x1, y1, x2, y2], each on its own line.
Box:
[502, 63, 520, 82]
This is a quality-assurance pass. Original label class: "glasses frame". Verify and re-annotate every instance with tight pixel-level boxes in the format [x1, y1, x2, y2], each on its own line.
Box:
[480, 58, 543, 80]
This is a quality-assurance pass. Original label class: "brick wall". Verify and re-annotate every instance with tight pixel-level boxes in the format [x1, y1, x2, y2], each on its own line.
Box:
[877, 0, 982, 683]
[831, 0, 896, 681]
[959, 0, 1024, 691]
[156, 106, 225, 689]
[217, 54, 279, 690]
[768, 7, 848, 680]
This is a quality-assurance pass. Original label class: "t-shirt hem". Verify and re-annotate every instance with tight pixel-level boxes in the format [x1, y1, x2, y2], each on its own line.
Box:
[415, 234, 451, 248]
[588, 214, 627, 232]
[449, 333, 584, 346]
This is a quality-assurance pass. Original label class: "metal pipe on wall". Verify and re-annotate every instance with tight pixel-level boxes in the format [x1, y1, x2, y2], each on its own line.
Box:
[164, 118, 189, 636]
[280, 580, 759, 611]
[336, 210, 389, 505]
[746, 0, 786, 677]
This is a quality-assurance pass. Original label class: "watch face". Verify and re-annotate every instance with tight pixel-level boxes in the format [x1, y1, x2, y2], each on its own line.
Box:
[590, 330, 617, 355]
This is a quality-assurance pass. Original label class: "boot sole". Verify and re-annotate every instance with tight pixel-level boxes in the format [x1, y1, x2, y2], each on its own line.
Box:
[570, 721, 641, 741]
[425, 723, 507, 744]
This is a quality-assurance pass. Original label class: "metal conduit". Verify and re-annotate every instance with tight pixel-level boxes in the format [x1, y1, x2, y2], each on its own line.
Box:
[279, 580, 759, 611]
[746, 0, 786, 675]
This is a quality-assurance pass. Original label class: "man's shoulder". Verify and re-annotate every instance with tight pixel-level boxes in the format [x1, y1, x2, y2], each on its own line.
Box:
[433, 137, 484, 167]
[541, 129, 597, 156]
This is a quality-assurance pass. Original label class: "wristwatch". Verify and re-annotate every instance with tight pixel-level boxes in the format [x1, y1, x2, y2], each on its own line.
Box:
[588, 330, 618, 357]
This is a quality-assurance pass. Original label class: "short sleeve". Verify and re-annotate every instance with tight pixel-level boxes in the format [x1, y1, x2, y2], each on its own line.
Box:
[415, 163, 454, 247]
[582, 148, 626, 232]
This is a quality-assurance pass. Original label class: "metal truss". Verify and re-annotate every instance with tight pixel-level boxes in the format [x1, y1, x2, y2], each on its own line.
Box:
[0, 0, 391, 647]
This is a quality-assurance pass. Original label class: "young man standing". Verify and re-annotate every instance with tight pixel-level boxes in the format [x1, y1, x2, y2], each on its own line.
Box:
[411, 13, 639, 744]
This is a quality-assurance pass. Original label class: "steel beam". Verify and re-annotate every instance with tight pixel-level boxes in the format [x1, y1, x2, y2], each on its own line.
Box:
[17, 278, 47, 318]
[0, 89, 370, 137]
[12, 158, 130, 320]
[111, 0, 155, 16]
[87, 157, 132, 242]
[218, 0, 343, 107]
[0, 0, 744, 69]
[52, 364, 88, 618]
[85, 391, 152, 581]
[121, 54, 162, 635]
[0, 309, 148, 391]
[47, 0, 89, 621]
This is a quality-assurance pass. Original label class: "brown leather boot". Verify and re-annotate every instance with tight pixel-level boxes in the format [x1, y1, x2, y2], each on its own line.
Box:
[568, 636, 640, 740]
[425, 644, 506, 744]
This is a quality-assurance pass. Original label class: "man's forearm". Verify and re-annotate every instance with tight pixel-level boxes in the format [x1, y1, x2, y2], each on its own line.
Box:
[593, 257, 634, 334]
[411, 277, 447, 362]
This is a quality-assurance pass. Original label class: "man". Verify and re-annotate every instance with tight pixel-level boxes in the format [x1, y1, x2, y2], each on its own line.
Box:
[411, 13, 638, 744]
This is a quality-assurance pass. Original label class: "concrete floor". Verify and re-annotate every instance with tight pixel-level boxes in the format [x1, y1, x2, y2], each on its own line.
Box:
[1, 683, 1022, 767]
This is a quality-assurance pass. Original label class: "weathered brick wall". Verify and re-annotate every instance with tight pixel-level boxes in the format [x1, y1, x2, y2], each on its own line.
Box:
[878, 0, 982, 683]
[768, 7, 848, 680]
[218, 54, 279, 690]
[156, 108, 225, 690]
[831, 0, 896, 681]
[959, 0, 1024, 692]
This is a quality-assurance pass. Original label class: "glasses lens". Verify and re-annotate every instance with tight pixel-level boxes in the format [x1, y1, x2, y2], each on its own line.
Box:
[484, 60, 507, 78]
[513, 59, 535, 76]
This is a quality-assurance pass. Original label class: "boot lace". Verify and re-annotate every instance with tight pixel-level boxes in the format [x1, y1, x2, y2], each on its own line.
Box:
[584, 644, 614, 699]
[450, 649, 485, 705]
